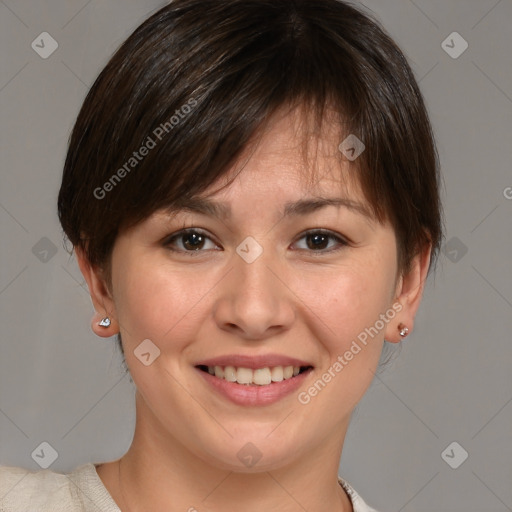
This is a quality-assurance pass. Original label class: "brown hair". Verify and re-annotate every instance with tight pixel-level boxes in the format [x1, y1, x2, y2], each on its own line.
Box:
[58, 0, 443, 287]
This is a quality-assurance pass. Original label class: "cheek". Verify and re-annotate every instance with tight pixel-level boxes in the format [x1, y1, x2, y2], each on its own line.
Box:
[297, 260, 394, 346]
[293, 270, 389, 412]
[111, 254, 216, 350]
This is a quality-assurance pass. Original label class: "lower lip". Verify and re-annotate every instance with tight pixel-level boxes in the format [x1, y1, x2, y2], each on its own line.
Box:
[196, 368, 312, 406]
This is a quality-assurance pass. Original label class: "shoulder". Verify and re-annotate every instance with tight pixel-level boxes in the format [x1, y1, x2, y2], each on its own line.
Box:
[0, 464, 77, 512]
[338, 476, 381, 512]
[0, 464, 119, 512]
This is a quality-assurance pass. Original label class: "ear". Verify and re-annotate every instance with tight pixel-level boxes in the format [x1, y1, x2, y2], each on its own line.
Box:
[75, 247, 119, 338]
[384, 242, 432, 343]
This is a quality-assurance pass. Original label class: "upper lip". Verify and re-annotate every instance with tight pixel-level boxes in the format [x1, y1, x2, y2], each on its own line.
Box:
[195, 354, 313, 369]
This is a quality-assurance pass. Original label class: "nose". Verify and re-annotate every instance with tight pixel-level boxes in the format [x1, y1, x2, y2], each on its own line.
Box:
[212, 247, 296, 341]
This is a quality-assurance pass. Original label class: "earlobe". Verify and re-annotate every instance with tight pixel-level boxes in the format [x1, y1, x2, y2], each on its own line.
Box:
[397, 323, 409, 338]
[75, 247, 119, 338]
[91, 311, 119, 338]
[384, 243, 432, 343]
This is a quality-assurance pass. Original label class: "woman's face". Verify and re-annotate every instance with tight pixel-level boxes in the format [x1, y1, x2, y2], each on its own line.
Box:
[104, 108, 403, 471]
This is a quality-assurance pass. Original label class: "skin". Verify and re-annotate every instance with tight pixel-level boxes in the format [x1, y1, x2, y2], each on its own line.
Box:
[77, 106, 431, 511]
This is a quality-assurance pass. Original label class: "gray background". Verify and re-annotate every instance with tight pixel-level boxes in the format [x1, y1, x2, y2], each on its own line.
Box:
[0, 1, 511, 511]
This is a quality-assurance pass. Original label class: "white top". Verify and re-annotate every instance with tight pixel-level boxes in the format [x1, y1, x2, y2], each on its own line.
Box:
[0, 463, 379, 511]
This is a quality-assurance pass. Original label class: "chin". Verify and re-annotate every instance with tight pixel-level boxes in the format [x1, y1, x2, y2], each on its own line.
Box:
[193, 432, 304, 473]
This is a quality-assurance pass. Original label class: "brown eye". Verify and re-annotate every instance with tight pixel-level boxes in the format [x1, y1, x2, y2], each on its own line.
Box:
[293, 230, 348, 253]
[164, 229, 217, 253]
[181, 232, 205, 250]
[306, 233, 330, 250]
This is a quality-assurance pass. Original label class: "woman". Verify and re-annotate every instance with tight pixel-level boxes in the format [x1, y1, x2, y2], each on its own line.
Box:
[0, 0, 442, 510]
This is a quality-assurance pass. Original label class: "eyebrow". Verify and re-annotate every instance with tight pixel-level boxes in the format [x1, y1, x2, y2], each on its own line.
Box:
[166, 196, 374, 221]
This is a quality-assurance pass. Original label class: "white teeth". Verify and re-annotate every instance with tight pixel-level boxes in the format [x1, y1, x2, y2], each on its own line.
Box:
[206, 365, 305, 385]
[271, 366, 284, 382]
[236, 367, 253, 384]
[224, 366, 237, 382]
[253, 368, 272, 385]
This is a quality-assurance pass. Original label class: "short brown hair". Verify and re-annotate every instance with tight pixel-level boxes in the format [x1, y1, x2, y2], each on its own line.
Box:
[58, 0, 443, 282]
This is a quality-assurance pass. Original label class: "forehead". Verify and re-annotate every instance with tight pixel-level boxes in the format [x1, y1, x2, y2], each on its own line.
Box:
[201, 104, 366, 205]
[157, 105, 376, 227]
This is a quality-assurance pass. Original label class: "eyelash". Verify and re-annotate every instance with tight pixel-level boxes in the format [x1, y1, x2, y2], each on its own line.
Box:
[163, 228, 349, 257]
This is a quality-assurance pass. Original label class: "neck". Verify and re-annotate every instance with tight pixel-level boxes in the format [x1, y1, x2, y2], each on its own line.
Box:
[104, 393, 354, 512]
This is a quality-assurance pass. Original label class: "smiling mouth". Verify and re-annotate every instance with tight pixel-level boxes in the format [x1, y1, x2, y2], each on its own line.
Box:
[196, 365, 313, 386]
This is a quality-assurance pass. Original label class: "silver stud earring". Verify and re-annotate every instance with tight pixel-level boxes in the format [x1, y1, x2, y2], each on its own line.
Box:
[398, 323, 409, 338]
[98, 317, 111, 328]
